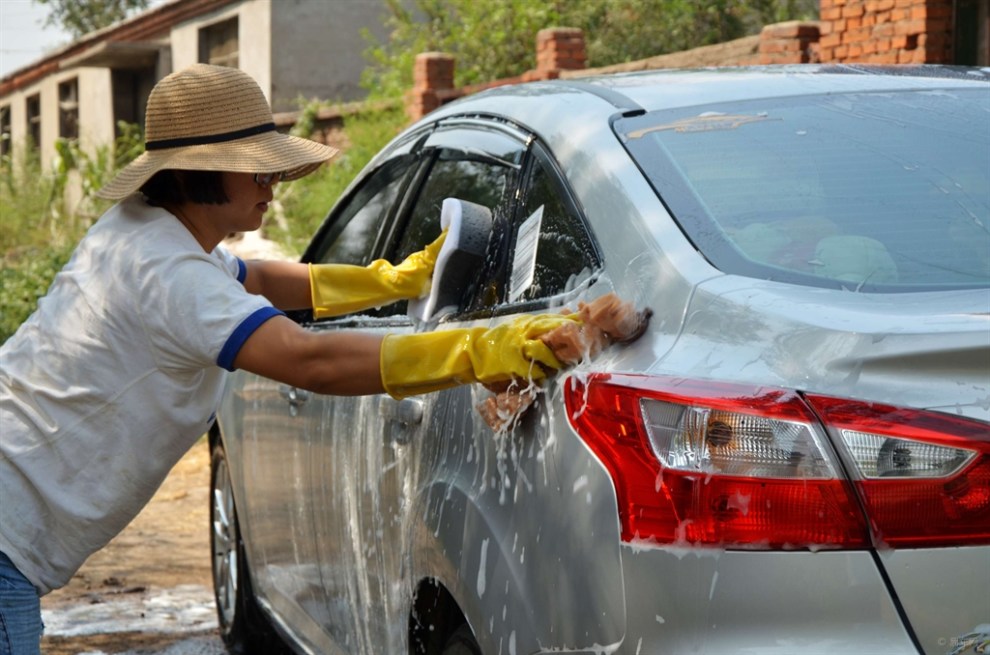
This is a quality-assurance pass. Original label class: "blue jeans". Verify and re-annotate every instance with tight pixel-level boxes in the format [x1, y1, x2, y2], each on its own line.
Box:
[0, 551, 41, 655]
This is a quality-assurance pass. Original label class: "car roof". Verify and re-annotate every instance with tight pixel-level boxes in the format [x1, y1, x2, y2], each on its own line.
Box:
[561, 64, 989, 110]
[425, 64, 990, 128]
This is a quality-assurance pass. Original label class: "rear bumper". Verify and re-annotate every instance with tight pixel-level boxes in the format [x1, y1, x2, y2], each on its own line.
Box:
[619, 546, 918, 654]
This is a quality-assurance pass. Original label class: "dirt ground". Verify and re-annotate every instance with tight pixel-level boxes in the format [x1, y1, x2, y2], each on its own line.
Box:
[40, 438, 221, 654]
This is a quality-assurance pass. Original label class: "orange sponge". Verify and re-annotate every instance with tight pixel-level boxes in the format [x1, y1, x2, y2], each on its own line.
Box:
[477, 293, 651, 431]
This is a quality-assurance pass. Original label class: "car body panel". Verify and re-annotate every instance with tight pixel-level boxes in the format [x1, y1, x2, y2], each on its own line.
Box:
[880, 547, 990, 655]
[215, 66, 990, 655]
[221, 374, 349, 655]
[655, 278, 990, 420]
[619, 548, 916, 655]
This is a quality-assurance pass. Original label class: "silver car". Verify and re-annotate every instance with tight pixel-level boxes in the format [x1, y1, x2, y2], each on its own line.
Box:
[210, 65, 990, 655]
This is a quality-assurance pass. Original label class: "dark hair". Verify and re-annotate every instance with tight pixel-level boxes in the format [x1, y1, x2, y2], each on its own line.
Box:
[140, 170, 229, 206]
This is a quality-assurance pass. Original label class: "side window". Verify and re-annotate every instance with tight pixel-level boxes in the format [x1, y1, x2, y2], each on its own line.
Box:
[509, 149, 599, 303]
[308, 157, 413, 266]
[396, 151, 517, 261]
[381, 147, 521, 317]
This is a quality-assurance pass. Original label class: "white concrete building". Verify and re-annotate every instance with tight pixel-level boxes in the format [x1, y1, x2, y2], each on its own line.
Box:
[0, 0, 389, 170]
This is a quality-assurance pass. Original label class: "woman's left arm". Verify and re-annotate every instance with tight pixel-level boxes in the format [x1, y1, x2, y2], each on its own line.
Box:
[242, 260, 312, 311]
[242, 228, 446, 313]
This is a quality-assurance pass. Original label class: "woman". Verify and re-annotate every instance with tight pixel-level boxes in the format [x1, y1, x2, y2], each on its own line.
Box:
[0, 63, 574, 652]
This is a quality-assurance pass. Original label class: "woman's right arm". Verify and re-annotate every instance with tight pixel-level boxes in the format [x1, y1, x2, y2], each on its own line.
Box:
[232, 315, 386, 396]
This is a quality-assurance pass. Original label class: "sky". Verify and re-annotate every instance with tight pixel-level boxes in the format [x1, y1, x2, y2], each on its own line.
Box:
[0, 0, 73, 77]
[0, 0, 169, 78]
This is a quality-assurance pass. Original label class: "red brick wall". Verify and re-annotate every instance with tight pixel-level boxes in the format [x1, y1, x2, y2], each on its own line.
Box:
[759, 21, 821, 64]
[407, 28, 588, 121]
[408, 52, 456, 120]
[818, 0, 954, 64]
[535, 27, 587, 75]
[405, 7, 964, 122]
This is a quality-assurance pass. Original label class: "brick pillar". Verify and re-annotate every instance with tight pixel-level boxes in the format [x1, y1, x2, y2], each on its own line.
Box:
[534, 27, 586, 79]
[759, 21, 821, 64]
[408, 52, 455, 122]
[818, 0, 954, 64]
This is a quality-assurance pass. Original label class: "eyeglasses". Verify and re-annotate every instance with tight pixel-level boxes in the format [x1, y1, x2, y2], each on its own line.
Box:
[253, 172, 285, 187]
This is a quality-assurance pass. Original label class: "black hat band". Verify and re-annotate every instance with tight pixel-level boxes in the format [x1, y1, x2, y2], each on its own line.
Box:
[145, 122, 277, 151]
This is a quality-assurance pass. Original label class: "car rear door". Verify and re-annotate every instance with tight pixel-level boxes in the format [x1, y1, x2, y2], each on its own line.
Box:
[389, 124, 628, 654]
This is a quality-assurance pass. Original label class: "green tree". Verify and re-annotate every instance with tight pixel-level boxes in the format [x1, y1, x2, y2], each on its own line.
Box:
[564, 0, 745, 66]
[33, 0, 150, 38]
[362, 0, 818, 98]
[362, 0, 560, 97]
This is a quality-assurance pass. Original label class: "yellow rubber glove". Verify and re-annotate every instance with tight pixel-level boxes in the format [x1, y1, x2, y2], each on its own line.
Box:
[309, 230, 447, 318]
[379, 314, 580, 399]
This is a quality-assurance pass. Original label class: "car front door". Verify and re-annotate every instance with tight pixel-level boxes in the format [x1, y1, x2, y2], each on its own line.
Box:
[303, 121, 529, 654]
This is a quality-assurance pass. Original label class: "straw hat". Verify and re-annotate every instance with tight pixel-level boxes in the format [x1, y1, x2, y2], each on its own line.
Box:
[97, 64, 339, 200]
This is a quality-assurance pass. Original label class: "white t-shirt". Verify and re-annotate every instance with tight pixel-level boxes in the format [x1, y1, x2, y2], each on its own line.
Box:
[0, 194, 281, 594]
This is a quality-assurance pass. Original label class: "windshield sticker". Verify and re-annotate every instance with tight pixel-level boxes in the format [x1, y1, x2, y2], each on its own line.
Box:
[510, 205, 543, 302]
[627, 112, 779, 139]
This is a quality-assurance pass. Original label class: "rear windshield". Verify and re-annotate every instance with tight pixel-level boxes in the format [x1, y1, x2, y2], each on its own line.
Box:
[615, 87, 990, 292]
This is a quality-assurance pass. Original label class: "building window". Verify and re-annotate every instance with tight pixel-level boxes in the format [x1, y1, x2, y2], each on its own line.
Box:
[1, 105, 10, 158]
[59, 78, 79, 141]
[26, 94, 41, 149]
[199, 17, 239, 68]
[112, 69, 155, 136]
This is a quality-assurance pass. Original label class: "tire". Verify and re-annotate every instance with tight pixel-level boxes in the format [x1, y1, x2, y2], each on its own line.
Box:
[210, 442, 291, 655]
[410, 580, 483, 655]
[440, 623, 482, 655]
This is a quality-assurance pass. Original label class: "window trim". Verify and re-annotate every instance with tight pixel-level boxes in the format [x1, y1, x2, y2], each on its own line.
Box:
[25, 93, 41, 150]
[198, 16, 239, 68]
[380, 123, 531, 320]
[490, 140, 604, 316]
[0, 104, 11, 158]
[297, 115, 605, 325]
[58, 77, 79, 142]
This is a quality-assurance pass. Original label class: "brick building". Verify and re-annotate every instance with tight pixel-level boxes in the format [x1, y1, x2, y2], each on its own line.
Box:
[817, 0, 987, 64]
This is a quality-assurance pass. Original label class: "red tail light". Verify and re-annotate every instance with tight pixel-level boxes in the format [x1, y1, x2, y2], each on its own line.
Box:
[805, 395, 990, 548]
[565, 373, 990, 550]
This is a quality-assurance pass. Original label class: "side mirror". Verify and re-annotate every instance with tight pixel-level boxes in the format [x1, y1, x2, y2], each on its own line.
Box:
[408, 197, 493, 322]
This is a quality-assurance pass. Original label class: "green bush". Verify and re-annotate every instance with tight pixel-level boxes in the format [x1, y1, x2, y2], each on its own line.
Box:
[0, 245, 75, 343]
[1, 150, 69, 254]
[361, 0, 819, 98]
[1, 124, 142, 344]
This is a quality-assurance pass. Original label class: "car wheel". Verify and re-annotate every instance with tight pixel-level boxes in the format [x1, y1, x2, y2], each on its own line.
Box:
[440, 623, 482, 655]
[210, 441, 290, 654]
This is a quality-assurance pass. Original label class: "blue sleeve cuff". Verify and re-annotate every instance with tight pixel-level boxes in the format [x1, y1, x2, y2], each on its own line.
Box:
[217, 306, 284, 371]
[236, 258, 247, 284]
